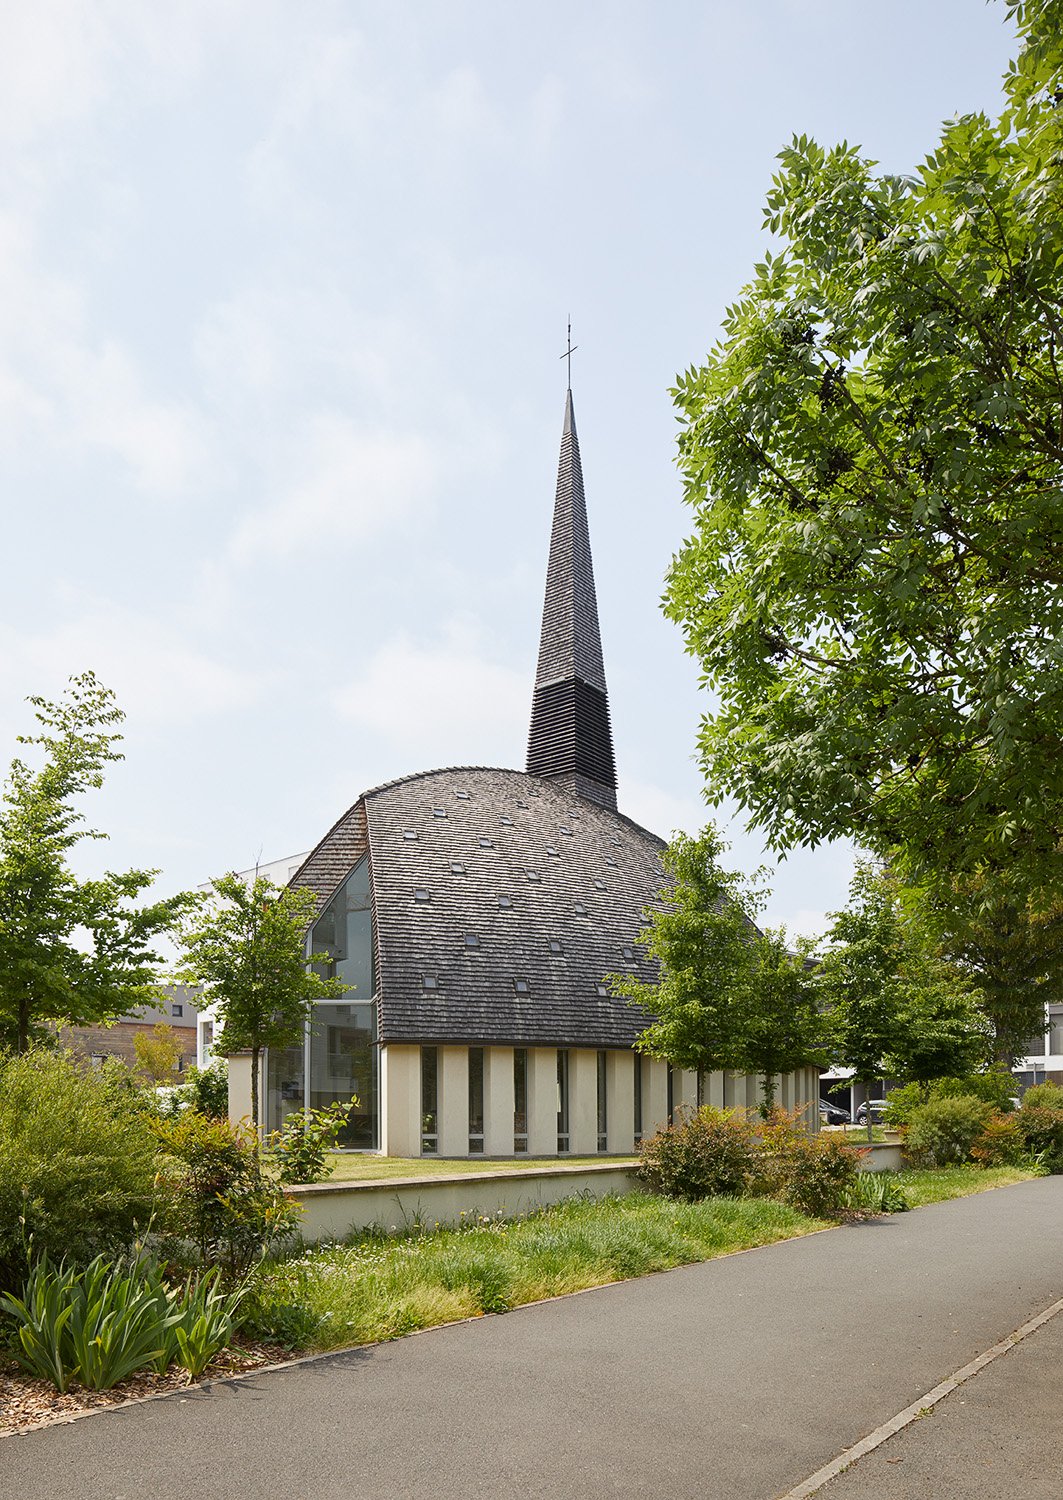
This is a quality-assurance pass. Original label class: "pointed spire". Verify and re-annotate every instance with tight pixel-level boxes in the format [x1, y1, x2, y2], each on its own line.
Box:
[527, 388, 618, 810]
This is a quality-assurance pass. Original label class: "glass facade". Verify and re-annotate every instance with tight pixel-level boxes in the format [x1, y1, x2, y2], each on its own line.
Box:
[422, 1046, 438, 1154]
[597, 1049, 607, 1152]
[557, 1049, 570, 1152]
[266, 857, 379, 1148]
[468, 1047, 485, 1153]
[514, 1048, 528, 1152]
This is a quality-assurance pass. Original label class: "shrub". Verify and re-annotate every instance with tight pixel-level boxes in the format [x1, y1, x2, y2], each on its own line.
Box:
[970, 1112, 1028, 1168]
[1014, 1107, 1063, 1173]
[0, 1050, 159, 1293]
[184, 1061, 229, 1119]
[768, 1132, 863, 1217]
[154, 1112, 301, 1276]
[904, 1095, 993, 1167]
[1021, 1082, 1063, 1112]
[637, 1106, 759, 1201]
[266, 1103, 350, 1185]
[885, 1070, 1017, 1127]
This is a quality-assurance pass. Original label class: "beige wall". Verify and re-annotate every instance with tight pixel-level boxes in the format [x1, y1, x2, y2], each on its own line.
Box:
[380, 1045, 421, 1157]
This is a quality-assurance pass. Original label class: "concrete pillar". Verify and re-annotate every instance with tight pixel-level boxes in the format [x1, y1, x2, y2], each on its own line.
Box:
[779, 1073, 792, 1111]
[484, 1046, 515, 1156]
[745, 1073, 761, 1110]
[438, 1045, 469, 1157]
[643, 1056, 669, 1138]
[227, 1054, 254, 1129]
[706, 1070, 725, 1108]
[569, 1048, 598, 1155]
[606, 1050, 635, 1154]
[527, 1047, 557, 1156]
[380, 1045, 421, 1158]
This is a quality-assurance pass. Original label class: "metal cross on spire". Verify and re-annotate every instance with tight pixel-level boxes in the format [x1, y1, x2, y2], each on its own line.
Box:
[560, 318, 578, 388]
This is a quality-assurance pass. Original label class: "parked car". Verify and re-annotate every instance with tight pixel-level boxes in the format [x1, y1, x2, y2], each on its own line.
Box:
[855, 1099, 889, 1124]
[819, 1100, 852, 1126]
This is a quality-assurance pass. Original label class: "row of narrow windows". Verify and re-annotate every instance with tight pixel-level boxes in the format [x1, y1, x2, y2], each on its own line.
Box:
[419, 1046, 643, 1157]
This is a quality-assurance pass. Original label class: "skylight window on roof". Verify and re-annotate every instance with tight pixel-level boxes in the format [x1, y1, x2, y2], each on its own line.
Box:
[596, 983, 611, 997]
[455, 791, 470, 800]
[594, 880, 607, 891]
[433, 807, 447, 818]
[500, 816, 513, 826]
[560, 827, 573, 837]
[546, 846, 559, 857]
[513, 978, 530, 994]
[423, 976, 439, 991]
[403, 830, 418, 841]
[525, 870, 541, 883]
[516, 800, 528, 809]
[451, 862, 466, 874]
[479, 837, 494, 848]
[606, 856, 617, 867]
[621, 946, 634, 960]
[549, 940, 563, 954]
[464, 933, 480, 948]
[575, 903, 587, 916]
[611, 837, 622, 847]
[414, 889, 431, 903]
[498, 895, 512, 909]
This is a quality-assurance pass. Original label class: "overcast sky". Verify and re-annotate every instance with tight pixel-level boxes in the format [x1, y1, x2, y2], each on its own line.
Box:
[0, 0, 1017, 938]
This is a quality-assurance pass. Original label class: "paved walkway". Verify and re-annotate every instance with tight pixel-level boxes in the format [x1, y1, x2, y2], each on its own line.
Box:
[2, 1178, 1061, 1500]
[821, 1305, 1063, 1500]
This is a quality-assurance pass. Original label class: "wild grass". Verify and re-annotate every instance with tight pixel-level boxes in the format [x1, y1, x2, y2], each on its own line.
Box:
[322, 1154, 636, 1183]
[246, 1193, 822, 1351]
[896, 1164, 1037, 1207]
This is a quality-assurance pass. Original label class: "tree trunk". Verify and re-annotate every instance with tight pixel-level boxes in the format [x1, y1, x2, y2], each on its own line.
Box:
[251, 1045, 260, 1136]
[762, 1073, 776, 1116]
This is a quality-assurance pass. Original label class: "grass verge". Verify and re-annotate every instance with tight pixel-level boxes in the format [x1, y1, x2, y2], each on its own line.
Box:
[323, 1154, 636, 1183]
[246, 1166, 1041, 1354]
[895, 1164, 1037, 1207]
[245, 1193, 823, 1350]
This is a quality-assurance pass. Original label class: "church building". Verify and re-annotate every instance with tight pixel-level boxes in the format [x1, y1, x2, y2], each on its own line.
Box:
[227, 389, 820, 1154]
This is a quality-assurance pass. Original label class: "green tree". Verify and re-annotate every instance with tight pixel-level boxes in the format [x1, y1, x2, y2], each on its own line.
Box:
[0, 674, 197, 1052]
[735, 929, 828, 1113]
[610, 827, 762, 1076]
[665, 0, 1063, 904]
[134, 1021, 183, 1082]
[181, 874, 348, 1132]
[819, 865, 989, 1136]
[929, 875, 1063, 1064]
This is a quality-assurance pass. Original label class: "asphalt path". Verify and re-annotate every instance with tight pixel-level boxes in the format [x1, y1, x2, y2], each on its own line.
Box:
[2, 1177, 1061, 1500]
[820, 1302, 1063, 1500]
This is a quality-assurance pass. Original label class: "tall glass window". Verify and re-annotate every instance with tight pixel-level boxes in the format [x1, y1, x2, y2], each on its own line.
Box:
[266, 1040, 305, 1130]
[422, 1046, 438, 1154]
[1049, 1008, 1063, 1056]
[468, 1047, 485, 1153]
[667, 1063, 675, 1125]
[557, 1049, 570, 1153]
[514, 1048, 528, 1153]
[633, 1053, 643, 1146]
[266, 856, 379, 1147]
[597, 1049, 608, 1152]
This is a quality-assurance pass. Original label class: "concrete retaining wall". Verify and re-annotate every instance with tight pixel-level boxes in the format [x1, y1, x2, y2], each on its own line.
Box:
[286, 1162, 639, 1242]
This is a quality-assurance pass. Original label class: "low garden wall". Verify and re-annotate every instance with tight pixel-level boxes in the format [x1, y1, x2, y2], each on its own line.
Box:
[285, 1162, 639, 1241]
[858, 1141, 906, 1173]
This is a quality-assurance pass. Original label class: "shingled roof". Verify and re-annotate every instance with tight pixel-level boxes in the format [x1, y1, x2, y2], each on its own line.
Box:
[290, 766, 664, 1048]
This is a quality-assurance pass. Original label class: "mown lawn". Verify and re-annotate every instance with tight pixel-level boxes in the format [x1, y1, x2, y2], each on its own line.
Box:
[246, 1193, 824, 1349]
[323, 1154, 637, 1183]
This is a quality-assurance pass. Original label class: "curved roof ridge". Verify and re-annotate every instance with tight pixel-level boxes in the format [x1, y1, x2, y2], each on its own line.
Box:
[360, 764, 518, 800]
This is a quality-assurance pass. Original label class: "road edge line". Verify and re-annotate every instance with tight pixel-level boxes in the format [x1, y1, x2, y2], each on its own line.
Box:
[775, 1293, 1063, 1500]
